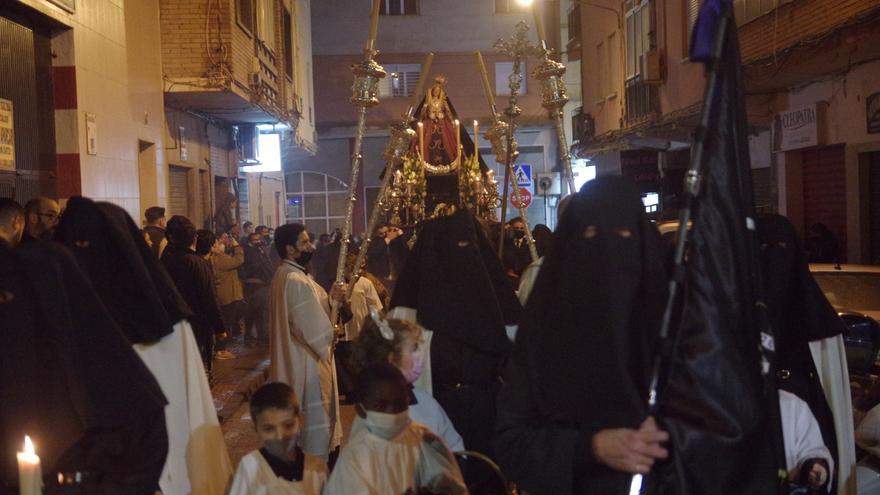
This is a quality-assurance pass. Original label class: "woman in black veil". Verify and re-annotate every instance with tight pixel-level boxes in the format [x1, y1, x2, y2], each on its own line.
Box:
[495, 176, 669, 495]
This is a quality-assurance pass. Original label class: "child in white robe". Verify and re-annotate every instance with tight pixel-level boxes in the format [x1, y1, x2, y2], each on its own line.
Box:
[780, 390, 834, 493]
[350, 310, 464, 452]
[323, 362, 468, 495]
[229, 382, 327, 495]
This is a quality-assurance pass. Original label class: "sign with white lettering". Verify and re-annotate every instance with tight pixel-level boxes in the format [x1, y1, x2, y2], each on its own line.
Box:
[772, 102, 826, 152]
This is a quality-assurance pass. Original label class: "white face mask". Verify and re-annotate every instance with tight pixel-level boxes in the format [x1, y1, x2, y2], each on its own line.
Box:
[362, 409, 412, 441]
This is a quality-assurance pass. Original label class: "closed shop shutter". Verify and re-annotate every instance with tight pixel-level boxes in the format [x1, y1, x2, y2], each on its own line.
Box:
[168, 165, 190, 218]
[802, 144, 846, 262]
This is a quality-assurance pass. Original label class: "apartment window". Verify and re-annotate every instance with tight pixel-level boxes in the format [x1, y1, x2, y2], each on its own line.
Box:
[256, 0, 276, 49]
[495, 61, 527, 96]
[236, 0, 255, 35]
[378, 63, 421, 98]
[283, 8, 293, 80]
[381, 0, 418, 15]
[607, 32, 619, 97]
[625, 0, 653, 80]
[495, 0, 530, 14]
[734, 0, 793, 25]
[285, 172, 349, 235]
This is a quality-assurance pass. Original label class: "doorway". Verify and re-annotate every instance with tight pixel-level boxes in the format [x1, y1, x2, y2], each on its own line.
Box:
[137, 140, 157, 220]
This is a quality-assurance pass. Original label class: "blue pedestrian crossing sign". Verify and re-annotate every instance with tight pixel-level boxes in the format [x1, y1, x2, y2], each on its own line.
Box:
[513, 164, 532, 188]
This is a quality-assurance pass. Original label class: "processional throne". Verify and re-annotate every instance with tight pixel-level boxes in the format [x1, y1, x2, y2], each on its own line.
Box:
[385, 76, 500, 227]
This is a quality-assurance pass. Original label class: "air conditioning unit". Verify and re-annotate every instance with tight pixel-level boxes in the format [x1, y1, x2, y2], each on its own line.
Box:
[237, 124, 259, 164]
[641, 49, 663, 84]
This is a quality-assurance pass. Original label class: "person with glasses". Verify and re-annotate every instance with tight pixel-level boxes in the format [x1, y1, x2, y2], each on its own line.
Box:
[22, 196, 60, 243]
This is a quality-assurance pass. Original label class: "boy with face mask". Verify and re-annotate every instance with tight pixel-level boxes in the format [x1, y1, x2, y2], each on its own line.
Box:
[229, 382, 327, 495]
[323, 362, 468, 495]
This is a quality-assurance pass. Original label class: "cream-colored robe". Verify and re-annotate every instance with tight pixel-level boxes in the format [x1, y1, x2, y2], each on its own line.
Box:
[133, 320, 233, 495]
[268, 260, 342, 459]
[228, 450, 327, 495]
[323, 419, 468, 495]
[345, 275, 383, 341]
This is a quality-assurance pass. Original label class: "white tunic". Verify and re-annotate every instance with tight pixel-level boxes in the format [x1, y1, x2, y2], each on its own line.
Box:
[268, 260, 342, 459]
[133, 320, 233, 495]
[323, 419, 468, 495]
[228, 450, 327, 495]
[345, 275, 384, 341]
[810, 335, 857, 495]
[780, 390, 834, 489]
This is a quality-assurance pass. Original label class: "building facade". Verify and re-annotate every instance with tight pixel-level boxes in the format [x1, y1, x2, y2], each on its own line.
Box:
[573, 0, 880, 263]
[305, 0, 571, 235]
[1, 0, 315, 229]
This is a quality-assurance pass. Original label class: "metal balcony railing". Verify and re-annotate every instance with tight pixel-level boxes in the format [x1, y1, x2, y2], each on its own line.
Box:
[624, 75, 659, 124]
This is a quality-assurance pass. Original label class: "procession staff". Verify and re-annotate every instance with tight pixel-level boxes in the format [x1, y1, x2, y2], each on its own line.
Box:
[495, 177, 668, 495]
[330, 0, 385, 325]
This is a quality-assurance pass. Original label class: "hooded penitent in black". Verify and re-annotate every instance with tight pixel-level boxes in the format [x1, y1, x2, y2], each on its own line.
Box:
[54, 196, 191, 344]
[757, 214, 844, 481]
[0, 241, 167, 494]
[390, 209, 520, 485]
[494, 177, 667, 495]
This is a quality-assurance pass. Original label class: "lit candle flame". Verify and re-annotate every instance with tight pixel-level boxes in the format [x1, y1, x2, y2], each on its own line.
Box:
[24, 436, 34, 456]
[473, 120, 478, 127]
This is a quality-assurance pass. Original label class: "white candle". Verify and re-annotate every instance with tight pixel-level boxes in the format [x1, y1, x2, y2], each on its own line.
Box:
[473, 120, 480, 161]
[17, 436, 41, 495]
[417, 122, 424, 160]
[454, 119, 461, 156]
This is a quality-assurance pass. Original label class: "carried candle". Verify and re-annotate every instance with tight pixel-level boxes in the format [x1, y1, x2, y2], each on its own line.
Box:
[417, 122, 425, 160]
[17, 436, 41, 495]
[454, 119, 460, 155]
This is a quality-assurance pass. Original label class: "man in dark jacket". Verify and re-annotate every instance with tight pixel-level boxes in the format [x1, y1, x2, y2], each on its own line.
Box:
[143, 206, 167, 258]
[162, 215, 225, 378]
[240, 231, 275, 341]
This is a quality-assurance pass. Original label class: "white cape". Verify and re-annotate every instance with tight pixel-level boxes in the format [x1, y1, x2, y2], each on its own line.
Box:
[779, 390, 834, 488]
[323, 419, 467, 495]
[345, 276, 383, 341]
[133, 320, 233, 495]
[269, 261, 342, 459]
[228, 450, 327, 495]
[810, 334, 857, 495]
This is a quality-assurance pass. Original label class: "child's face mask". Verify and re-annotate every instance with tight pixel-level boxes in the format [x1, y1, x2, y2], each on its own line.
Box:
[362, 408, 412, 441]
[400, 349, 424, 383]
[256, 408, 301, 461]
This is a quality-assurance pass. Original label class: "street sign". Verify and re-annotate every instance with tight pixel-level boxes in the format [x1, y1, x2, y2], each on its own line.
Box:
[511, 187, 532, 208]
[513, 164, 532, 187]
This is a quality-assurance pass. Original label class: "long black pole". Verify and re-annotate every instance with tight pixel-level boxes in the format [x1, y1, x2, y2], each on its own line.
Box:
[628, 8, 730, 495]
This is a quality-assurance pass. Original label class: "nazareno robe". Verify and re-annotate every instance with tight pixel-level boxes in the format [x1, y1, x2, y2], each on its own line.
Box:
[54, 197, 233, 495]
[0, 241, 167, 493]
[268, 260, 342, 459]
[390, 209, 520, 477]
[494, 177, 667, 495]
[757, 213, 854, 493]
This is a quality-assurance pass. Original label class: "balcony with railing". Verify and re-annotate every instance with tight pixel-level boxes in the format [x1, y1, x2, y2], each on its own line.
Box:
[624, 75, 659, 125]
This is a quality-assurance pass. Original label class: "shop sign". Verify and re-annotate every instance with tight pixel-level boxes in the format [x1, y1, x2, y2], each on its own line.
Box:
[772, 102, 827, 152]
[0, 99, 13, 172]
[868, 92, 880, 134]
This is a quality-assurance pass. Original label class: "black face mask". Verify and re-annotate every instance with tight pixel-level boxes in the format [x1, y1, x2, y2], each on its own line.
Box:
[296, 250, 314, 266]
[513, 229, 526, 239]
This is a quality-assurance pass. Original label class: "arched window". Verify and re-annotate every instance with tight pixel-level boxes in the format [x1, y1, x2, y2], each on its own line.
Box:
[285, 171, 348, 236]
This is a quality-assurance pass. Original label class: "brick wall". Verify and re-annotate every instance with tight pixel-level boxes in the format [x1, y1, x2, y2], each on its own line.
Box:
[739, 0, 880, 64]
[161, 0, 238, 80]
